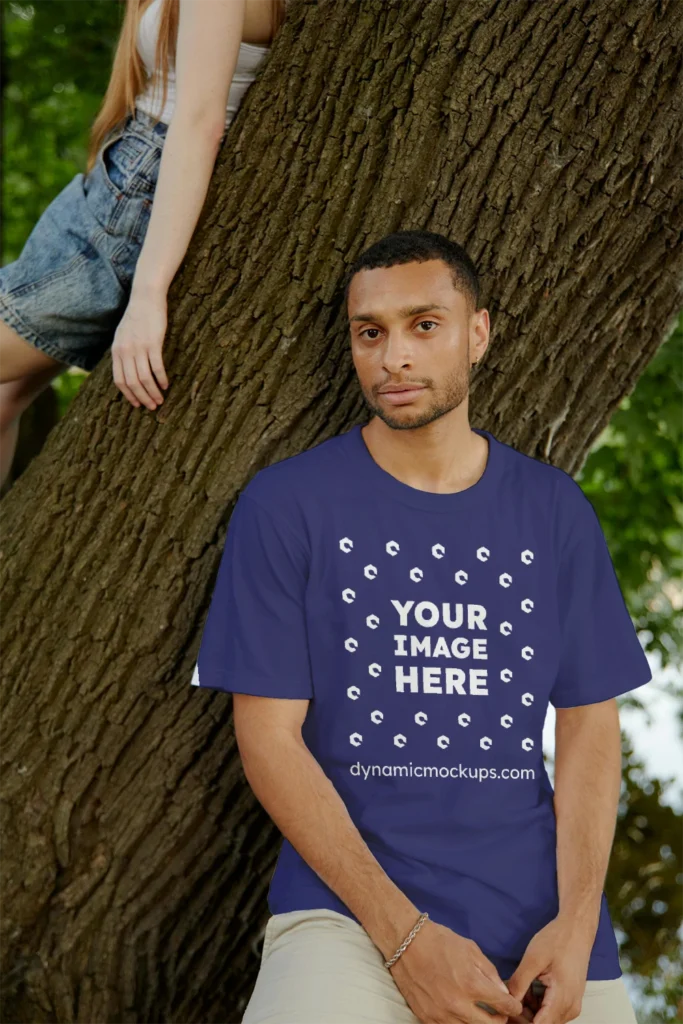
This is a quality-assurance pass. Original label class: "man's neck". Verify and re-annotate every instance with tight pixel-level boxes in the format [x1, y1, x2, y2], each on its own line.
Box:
[361, 416, 489, 496]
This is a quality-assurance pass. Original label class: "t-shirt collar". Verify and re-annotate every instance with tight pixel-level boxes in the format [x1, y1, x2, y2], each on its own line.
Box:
[347, 422, 501, 512]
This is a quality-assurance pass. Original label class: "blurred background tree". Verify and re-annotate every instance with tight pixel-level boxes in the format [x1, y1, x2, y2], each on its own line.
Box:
[2, 3, 681, 1020]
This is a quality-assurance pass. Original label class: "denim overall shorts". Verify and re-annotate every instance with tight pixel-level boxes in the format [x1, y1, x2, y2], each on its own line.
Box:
[0, 108, 168, 373]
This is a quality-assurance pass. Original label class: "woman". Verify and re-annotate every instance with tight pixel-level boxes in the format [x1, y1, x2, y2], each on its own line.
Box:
[0, 0, 287, 487]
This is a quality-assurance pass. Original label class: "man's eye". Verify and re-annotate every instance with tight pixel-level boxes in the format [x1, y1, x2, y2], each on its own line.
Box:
[360, 321, 438, 339]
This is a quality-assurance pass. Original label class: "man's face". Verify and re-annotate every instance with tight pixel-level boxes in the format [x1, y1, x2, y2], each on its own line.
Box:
[347, 259, 489, 430]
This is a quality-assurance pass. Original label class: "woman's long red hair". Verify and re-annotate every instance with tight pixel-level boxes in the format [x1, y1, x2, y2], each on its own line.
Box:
[86, 0, 286, 171]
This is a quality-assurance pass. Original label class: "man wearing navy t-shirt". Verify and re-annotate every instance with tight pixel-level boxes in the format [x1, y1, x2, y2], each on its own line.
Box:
[192, 229, 650, 1024]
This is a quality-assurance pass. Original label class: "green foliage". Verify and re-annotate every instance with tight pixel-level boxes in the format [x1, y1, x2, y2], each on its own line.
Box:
[53, 367, 89, 419]
[610, 733, 682, 996]
[578, 312, 683, 675]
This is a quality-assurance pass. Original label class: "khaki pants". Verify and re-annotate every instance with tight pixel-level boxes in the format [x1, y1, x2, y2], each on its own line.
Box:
[242, 908, 638, 1024]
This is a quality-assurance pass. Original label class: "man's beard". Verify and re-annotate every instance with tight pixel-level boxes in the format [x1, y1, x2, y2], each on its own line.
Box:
[362, 363, 470, 431]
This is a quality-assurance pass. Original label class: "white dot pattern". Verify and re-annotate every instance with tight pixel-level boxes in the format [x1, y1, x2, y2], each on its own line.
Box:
[339, 535, 538, 753]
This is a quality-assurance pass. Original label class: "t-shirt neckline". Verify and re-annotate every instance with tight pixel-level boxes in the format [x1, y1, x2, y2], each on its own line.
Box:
[348, 422, 501, 512]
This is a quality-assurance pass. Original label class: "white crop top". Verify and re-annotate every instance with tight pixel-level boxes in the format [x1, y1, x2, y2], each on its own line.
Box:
[135, 0, 271, 127]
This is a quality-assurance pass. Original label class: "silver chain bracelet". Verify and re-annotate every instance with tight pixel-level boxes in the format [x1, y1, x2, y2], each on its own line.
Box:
[383, 911, 429, 969]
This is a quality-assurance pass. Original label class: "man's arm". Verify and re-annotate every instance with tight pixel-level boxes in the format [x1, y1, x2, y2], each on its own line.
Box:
[232, 691, 525, 1022]
[232, 692, 421, 962]
[506, 700, 626, 1021]
[553, 698, 623, 944]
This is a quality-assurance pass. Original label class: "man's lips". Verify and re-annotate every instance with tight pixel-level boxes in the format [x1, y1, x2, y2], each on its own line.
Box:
[377, 383, 426, 405]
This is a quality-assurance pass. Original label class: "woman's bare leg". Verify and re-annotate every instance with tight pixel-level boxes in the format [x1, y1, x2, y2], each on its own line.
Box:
[0, 319, 70, 383]
[0, 320, 71, 487]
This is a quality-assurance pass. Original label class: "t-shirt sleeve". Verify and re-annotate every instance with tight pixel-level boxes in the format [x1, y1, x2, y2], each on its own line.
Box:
[190, 490, 314, 699]
[549, 483, 652, 709]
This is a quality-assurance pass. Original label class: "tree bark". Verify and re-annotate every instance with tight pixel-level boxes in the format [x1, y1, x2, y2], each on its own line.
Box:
[1, 0, 681, 1021]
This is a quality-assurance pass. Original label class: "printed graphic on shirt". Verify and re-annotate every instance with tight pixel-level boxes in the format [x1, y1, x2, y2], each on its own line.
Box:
[337, 533, 542, 763]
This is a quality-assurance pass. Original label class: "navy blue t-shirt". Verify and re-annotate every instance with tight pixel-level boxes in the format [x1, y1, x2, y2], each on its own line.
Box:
[191, 424, 652, 981]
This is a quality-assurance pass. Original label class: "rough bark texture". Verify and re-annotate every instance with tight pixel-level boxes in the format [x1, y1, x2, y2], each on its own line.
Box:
[1, 0, 681, 1021]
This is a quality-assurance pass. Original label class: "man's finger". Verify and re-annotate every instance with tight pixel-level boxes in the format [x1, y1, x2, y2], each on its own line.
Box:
[473, 980, 524, 1019]
[471, 961, 524, 1017]
[531, 982, 569, 1024]
[470, 996, 528, 1024]
[505, 961, 545, 1003]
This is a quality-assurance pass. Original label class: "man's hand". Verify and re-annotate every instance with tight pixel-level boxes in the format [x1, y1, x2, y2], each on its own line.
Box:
[391, 918, 524, 1023]
[112, 289, 169, 410]
[505, 916, 594, 1024]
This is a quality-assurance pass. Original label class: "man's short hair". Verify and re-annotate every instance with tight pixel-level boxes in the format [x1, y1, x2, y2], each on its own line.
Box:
[342, 229, 481, 314]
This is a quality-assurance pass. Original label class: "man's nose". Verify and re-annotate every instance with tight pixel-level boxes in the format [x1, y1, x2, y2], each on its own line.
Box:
[381, 332, 413, 371]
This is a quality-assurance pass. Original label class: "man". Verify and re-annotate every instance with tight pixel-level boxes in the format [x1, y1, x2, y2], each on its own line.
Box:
[192, 229, 651, 1024]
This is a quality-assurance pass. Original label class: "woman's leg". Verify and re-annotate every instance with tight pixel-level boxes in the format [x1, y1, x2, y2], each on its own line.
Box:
[0, 319, 70, 383]
[0, 321, 71, 488]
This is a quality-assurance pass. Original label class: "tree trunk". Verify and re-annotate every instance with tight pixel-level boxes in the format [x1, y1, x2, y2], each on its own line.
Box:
[1, 0, 681, 1020]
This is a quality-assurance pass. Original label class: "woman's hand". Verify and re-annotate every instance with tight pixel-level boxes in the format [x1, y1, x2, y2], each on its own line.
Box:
[112, 287, 169, 409]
